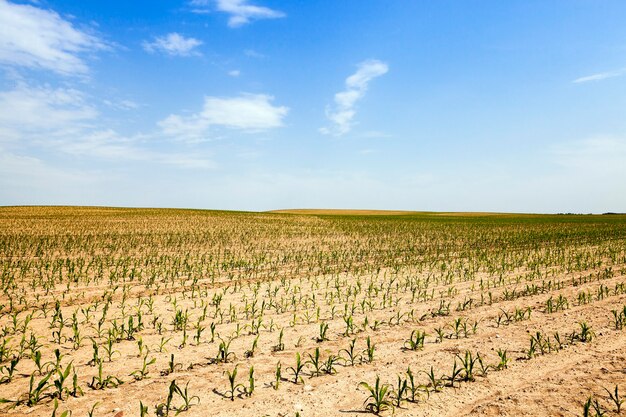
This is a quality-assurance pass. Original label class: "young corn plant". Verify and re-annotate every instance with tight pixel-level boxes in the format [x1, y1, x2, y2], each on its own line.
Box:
[69, 368, 83, 398]
[434, 327, 445, 343]
[0, 370, 54, 408]
[244, 335, 259, 358]
[173, 381, 200, 412]
[582, 396, 606, 417]
[359, 375, 393, 415]
[161, 354, 183, 376]
[405, 367, 427, 403]
[274, 362, 282, 390]
[363, 336, 376, 364]
[457, 351, 478, 381]
[87, 338, 100, 367]
[476, 353, 493, 377]
[157, 380, 200, 415]
[393, 375, 408, 408]
[611, 309, 624, 330]
[223, 366, 244, 401]
[604, 384, 623, 413]
[158, 337, 172, 353]
[272, 328, 285, 352]
[496, 349, 509, 370]
[103, 331, 119, 362]
[445, 360, 463, 387]
[403, 329, 426, 351]
[0, 356, 19, 384]
[286, 352, 306, 385]
[323, 355, 340, 375]
[306, 347, 323, 377]
[316, 322, 329, 343]
[343, 315, 355, 336]
[245, 366, 254, 397]
[53, 361, 73, 400]
[130, 353, 156, 381]
[216, 338, 235, 363]
[339, 338, 361, 366]
[51, 399, 71, 417]
[87, 360, 123, 390]
[575, 322, 596, 343]
[422, 366, 443, 392]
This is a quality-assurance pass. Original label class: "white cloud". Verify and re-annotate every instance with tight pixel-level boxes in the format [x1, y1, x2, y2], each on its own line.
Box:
[228, 69, 241, 77]
[159, 93, 288, 141]
[190, 0, 285, 27]
[244, 49, 265, 58]
[0, 83, 97, 139]
[321, 59, 388, 136]
[104, 99, 140, 110]
[56, 129, 214, 169]
[573, 68, 626, 83]
[0, 0, 106, 75]
[143, 33, 202, 57]
[0, 82, 213, 170]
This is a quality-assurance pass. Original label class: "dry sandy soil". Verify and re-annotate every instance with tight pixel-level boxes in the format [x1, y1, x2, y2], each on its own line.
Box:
[1, 207, 625, 417]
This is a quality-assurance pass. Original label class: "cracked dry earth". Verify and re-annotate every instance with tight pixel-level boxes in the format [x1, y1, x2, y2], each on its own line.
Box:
[1, 207, 625, 417]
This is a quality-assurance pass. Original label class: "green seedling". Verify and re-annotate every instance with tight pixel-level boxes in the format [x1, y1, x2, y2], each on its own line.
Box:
[53, 361, 73, 399]
[496, 349, 509, 370]
[224, 366, 244, 401]
[306, 347, 323, 377]
[51, 399, 71, 417]
[604, 384, 623, 413]
[422, 366, 443, 392]
[246, 366, 254, 397]
[0, 356, 19, 384]
[216, 338, 235, 363]
[403, 330, 426, 351]
[323, 355, 339, 375]
[88, 360, 123, 390]
[363, 336, 375, 363]
[405, 367, 427, 402]
[359, 375, 393, 415]
[339, 338, 361, 366]
[317, 322, 329, 342]
[130, 353, 156, 381]
[286, 352, 306, 384]
[244, 335, 259, 358]
[393, 375, 407, 407]
[274, 362, 281, 390]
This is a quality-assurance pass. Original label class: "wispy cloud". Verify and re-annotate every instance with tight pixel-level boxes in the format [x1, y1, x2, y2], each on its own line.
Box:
[159, 93, 288, 142]
[0, 83, 97, 139]
[0, 82, 213, 169]
[190, 0, 285, 27]
[56, 129, 215, 169]
[573, 68, 626, 83]
[0, 0, 107, 75]
[143, 33, 202, 57]
[103, 99, 140, 111]
[244, 49, 265, 58]
[320, 59, 389, 136]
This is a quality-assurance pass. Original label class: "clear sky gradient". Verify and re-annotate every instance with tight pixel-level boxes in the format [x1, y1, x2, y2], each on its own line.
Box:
[1, 0, 625, 213]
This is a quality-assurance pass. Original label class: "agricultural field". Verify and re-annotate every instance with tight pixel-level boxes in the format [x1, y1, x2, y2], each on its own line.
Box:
[1, 206, 626, 417]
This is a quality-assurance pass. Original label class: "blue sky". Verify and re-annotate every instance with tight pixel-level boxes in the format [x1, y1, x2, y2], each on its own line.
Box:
[1, 0, 625, 213]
